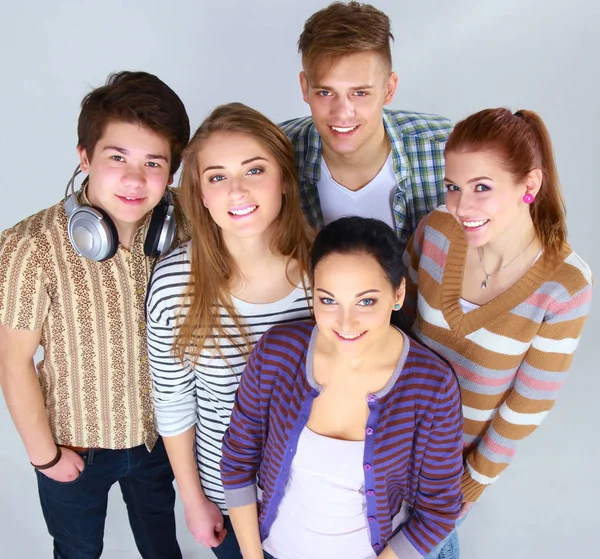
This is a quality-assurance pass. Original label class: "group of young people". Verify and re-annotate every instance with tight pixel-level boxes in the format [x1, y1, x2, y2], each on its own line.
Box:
[0, 2, 592, 559]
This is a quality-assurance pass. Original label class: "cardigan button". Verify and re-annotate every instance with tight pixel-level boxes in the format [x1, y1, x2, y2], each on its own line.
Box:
[366, 427, 374, 436]
[366, 489, 375, 496]
[373, 543, 381, 550]
[367, 394, 377, 403]
[364, 463, 372, 471]
[368, 516, 375, 523]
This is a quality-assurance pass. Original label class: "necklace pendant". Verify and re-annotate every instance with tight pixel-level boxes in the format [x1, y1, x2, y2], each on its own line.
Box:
[481, 277, 489, 290]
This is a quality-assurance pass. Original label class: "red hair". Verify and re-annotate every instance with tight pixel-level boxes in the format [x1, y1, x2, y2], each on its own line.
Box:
[445, 108, 567, 256]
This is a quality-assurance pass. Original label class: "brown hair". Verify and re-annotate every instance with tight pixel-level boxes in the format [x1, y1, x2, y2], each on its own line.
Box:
[298, 1, 394, 79]
[77, 71, 190, 176]
[173, 102, 314, 365]
[445, 108, 567, 256]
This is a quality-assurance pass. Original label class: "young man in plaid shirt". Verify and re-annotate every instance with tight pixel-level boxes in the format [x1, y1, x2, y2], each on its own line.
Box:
[281, 1, 452, 251]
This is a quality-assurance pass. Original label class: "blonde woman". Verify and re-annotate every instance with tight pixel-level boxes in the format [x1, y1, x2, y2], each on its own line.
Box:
[146, 103, 314, 558]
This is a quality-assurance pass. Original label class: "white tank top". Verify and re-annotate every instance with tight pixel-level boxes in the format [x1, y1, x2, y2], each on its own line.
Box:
[316, 153, 396, 229]
[263, 427, 377, 559]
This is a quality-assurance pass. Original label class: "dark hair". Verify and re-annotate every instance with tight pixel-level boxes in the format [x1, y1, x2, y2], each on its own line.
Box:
[298, 1, 394, 78]
[77, 71, 190, 176]
[446, 108, 567, 256]
[310, 216, 404, 289]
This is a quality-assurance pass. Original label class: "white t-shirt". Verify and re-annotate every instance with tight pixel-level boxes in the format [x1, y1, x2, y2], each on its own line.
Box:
[317, 153, 396, 228]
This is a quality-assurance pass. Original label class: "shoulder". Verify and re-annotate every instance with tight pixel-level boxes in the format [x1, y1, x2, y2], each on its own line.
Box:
[0, 202, 64, 261]
[384, 109, 453, 143]
[278, 116, 315, 141]
[147, 241, 191, 315]
[258, 320, 315, 357]
[402, 334, 459, 395]
[416, 205, 457, 243]
[542, 245, 593, 306]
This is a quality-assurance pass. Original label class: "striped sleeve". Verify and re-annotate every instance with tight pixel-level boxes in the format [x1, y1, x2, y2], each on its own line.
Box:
[390, 355, 464, 557]
[0, 225, 49, 331]
[402, 213, 428, 328]
[462, 275, 593, 502]
[147, 249, 197, 438]
[220, 332, 266, 508]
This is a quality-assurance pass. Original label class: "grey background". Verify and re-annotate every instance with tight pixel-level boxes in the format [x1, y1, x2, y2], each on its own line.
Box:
[0, 0, 597, 557]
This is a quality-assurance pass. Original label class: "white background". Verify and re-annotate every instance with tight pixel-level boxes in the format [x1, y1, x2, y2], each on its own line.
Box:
[0, 1, 597, 557]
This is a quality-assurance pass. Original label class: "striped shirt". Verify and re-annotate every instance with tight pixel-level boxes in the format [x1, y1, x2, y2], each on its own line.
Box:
[221, 322, 464, 558]
[147, 242, 312, 511]
[279, 109, 453, 251]
[0, 187, 189, 450]
[403, 206, 593, 502]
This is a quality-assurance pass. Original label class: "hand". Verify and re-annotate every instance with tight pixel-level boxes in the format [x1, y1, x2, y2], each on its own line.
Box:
[39, 446, 85, 482]
[185, 498, 227, 548]
[459, 501, 473, 519]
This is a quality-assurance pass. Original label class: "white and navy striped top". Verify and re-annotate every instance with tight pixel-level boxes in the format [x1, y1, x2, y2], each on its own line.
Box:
[146, 241, 313, 511]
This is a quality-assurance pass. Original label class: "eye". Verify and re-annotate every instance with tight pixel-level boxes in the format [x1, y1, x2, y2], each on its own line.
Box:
[146, 161, 161, 168]
[317, 90, 332, 97]
[357, 298, 376, 306]
[475, 183, 492, 192]
[209, 174, 226, 183]
[110, 155, 125, 162]
[319, 297, 336, 305]
[353, 91, 367, 97]
[247, 167, 264, 176]
[445, 183, 459, 192]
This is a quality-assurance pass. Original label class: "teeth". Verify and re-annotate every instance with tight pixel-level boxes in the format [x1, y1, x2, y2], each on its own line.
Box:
[331, 126, 356, 133]
[337, 331, 363, 340]
[230, 206, 257, 216]
[463, 220, 488, 228]
[125, 197, 138, 201]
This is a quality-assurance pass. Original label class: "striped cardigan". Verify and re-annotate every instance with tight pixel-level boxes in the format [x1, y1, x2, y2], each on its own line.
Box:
[403, 206, 593, 502]
[220, 321, 464, 558]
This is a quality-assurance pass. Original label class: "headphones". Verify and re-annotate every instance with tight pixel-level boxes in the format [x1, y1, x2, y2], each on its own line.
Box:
[63, 166, 176, 262]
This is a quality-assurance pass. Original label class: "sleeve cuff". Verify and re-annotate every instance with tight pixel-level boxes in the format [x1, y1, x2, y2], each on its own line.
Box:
[461, 468, 487, 502]
[388, 529, 423, 559]
[224, 484, 257, 509]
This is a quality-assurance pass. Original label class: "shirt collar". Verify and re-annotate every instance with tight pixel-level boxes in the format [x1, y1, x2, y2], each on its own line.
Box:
[302, 109, 412, 185]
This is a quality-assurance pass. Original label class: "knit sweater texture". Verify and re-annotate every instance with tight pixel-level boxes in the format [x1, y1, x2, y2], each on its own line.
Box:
[403, 206, 593, 502]
[221, 321, 464, 558]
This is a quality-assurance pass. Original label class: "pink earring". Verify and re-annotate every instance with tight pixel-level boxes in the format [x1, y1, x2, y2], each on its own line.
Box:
[523, 193, 535, 204]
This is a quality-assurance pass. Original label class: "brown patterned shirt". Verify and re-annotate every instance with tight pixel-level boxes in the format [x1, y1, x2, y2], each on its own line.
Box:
[0, 189, 190, 450]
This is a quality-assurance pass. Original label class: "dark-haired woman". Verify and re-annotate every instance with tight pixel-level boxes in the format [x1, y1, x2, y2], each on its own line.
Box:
[221, 217, 465, 559]
[403, 108, 593, 557]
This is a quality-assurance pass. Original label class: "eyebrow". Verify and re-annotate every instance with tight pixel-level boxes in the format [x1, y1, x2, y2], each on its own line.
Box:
[316, 288, 381, 297]
[202, 156, 268, 174]
[444, 176, 494, 184]
[312, 84, 374, 91]
[102, 145, 169, 162]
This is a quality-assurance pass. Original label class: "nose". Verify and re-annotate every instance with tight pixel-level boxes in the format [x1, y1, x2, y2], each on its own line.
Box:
[336, 306, 359, 332]
[330, 95, 355, 120]
[121, 166, 146, 188]
[455, 191, 474, 218]
[228, 176, 248, 199]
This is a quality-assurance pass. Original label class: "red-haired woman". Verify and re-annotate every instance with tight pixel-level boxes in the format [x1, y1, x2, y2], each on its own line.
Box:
[403, 108, 593, 557]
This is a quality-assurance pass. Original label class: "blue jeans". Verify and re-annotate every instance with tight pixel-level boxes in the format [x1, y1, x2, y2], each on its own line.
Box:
[35, 438, 181, 559]
[212, 514, 243, 559]
[425, 528, 459, 558]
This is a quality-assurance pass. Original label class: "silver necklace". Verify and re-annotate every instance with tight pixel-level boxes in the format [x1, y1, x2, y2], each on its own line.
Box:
[477, 236, 536, 290]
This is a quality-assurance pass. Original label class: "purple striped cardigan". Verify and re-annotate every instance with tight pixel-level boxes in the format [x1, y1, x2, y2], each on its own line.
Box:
[221, 321, 464, 558]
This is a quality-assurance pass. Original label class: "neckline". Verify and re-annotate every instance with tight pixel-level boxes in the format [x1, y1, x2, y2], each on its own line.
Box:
[441, 217, 569, 336]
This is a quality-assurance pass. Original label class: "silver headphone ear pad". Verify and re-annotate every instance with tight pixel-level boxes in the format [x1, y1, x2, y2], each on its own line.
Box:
[67, 206, 118, 262]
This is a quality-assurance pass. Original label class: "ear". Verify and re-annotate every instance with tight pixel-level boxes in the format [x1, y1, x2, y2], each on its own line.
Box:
[524, 168, 543, 198]
[394, 277, 406, 310]
[384, 72, 398, 106]
[77, 145, 90, 173]
[167, 175, 174, 186]
[299, 71, 310, 104]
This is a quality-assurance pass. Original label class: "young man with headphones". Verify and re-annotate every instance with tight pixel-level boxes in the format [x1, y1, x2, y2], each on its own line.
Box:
[0, 71, 190, 558]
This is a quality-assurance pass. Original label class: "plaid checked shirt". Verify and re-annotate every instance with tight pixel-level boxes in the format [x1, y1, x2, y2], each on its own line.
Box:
[279, 109, 453, 251]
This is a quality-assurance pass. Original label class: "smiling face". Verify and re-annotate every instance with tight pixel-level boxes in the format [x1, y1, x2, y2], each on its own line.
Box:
[444, 150, 540, 247]
[313, 251, 404, 357]
[78, 121, 172, 234]
[300, 51, 397, 159]
[198, 132, 284, 243]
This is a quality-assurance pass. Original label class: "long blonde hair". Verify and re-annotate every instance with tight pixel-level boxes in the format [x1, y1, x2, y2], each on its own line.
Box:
[173, 102, 314, 365]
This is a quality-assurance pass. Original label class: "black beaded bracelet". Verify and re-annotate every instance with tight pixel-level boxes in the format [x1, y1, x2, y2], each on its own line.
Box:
[30, 446, 62, 470]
